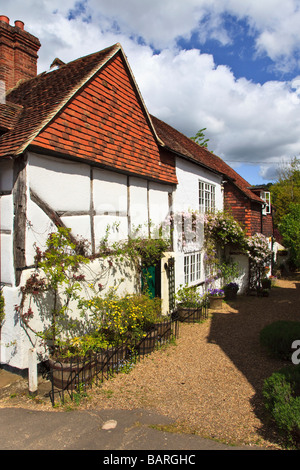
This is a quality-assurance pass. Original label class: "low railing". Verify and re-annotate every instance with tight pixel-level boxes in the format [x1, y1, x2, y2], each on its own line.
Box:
[48, 318, 180, 406]
[172, 299, 209, 323]
[47, 305, 207, 406]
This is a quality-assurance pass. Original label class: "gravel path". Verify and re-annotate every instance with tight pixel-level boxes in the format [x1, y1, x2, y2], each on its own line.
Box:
[1, 275, 299, 449]
[85, 274, 300, 449]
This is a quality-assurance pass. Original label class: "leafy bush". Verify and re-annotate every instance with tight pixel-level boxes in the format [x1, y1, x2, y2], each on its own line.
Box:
[79, 289, 163, 345]
[174, 284, 206, 308]
[263, 365, 300, 444]
[260, 321, 300, 361]
[279, 203, 300, 269]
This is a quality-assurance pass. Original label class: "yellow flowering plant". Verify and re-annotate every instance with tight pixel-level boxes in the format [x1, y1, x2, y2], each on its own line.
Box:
[79, 288, 163, 346]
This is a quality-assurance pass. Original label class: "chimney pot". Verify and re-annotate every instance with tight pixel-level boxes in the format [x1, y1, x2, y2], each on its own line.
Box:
[14, 20, 24, 30]
[0, 15, 9, 24]
[0, 17, 40, 91]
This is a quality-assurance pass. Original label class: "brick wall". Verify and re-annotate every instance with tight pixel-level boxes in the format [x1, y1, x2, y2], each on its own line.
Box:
[224, 182, 273, 237]
[0, 16, 40, 92]
[262, 213, 273, 238]
[224, 182, 248, 232]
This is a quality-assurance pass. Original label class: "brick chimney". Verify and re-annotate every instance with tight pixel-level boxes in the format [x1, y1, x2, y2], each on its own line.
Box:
[0, 15, 41, 93]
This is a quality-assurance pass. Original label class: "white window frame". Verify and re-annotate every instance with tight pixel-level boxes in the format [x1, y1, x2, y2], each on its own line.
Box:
[184, 251, 202, 285]
[199, 180, 215, 213]
[261, 191, 271, 215]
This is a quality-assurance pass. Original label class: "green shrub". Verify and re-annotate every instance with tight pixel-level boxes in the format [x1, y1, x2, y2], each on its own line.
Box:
[263, 365, 300, 444]
[259, 321, 300, 361]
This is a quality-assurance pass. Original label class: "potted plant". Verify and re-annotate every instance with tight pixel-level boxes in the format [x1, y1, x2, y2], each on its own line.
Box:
[223, 282, 239, 300]
[48, 333, 110, 390]
[208, 288, 225, 310]
[174, 284, 205, 322]
[261, 277, 272, 290]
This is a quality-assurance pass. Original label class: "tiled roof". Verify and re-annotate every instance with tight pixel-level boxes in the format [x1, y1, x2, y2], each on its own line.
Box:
[0, 102, 23, 131]
[0, 44, 120, 157]
[0, 43, 177, 184]
[0, 40, 263, 197]
[151, 114, 263, 203]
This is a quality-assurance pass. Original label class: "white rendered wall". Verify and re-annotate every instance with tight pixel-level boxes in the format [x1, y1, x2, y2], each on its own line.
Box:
[173, 157, 223, 214]
[172, 157, 223, 291]
[148, 182, 172, 237]
[28, 153, 90, 212]
[0, 194, 14, 286]
[93, 168, 128, 248]
[1, 152, 173, 369]
[129, 176, 148, 236]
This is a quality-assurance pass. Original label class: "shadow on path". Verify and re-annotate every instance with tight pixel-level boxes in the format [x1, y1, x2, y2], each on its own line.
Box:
[207, 274, 300, 445]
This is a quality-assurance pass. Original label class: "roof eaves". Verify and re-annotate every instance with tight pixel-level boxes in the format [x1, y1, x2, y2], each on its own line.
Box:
[162, 143, 225, 178]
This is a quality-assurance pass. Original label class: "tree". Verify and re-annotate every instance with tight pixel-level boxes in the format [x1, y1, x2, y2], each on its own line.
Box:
[190, 128, 211, 150]
[279, 203, 300, 269]
[270, 156, 300, 226]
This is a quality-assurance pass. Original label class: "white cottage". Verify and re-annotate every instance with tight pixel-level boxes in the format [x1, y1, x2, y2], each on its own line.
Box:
[0, 18, 177, 370]
[0, 16, 269, 372]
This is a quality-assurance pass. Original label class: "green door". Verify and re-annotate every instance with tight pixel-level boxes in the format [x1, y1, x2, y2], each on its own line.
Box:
[141, 264, 161, 298]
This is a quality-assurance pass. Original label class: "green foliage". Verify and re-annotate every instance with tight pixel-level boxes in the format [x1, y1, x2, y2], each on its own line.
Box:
[174, 284, 207, 308]
[219, 260, 240, 287]
[263, 365, 300, 444]
[259, 321, 300, 361]
[205, 211, 247, 250]
[18, 227, 91, 353]
[0, 288, 5, 327]
[270, 156, 300, 226]
[18, 224, 170, 359]
[79, 288, 163, 346]
[279, 203, 300, 269]
[190, 128, 213, 152]
[190, 128, 209, 147]
[55, 332, 109, 359]
[99, 222, 171, 270]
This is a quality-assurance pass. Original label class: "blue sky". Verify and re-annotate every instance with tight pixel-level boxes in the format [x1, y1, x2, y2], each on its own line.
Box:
[2, 0, 300, 186]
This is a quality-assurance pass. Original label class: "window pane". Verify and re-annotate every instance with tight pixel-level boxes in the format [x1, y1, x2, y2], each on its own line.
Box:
[184, 256, 189, 284]
[196, 253, 201, 279]
[199, 180, 215, 213]
[190, 254, 195, 282]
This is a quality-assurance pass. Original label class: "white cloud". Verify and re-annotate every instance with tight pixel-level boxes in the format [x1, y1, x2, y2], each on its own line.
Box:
[2, 0, 300, 182]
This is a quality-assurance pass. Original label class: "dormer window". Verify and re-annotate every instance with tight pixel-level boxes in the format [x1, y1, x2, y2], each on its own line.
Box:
[261, 191, 271, 215]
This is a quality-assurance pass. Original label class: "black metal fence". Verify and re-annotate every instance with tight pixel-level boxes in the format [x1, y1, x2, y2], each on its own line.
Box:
[48, 318, 179, 406]
[47, 303, 208, 406]
[172, 299, 209, 323]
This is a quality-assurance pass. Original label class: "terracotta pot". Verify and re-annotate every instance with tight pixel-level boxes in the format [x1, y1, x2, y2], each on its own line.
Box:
[49, 344, 129, 390]
[48, 356, 94, 390]
[209, 296, 225, 310]
[176, 305, 202, 323]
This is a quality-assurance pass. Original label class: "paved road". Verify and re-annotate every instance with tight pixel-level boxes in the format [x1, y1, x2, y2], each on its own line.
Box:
[0, 407, 263, 452]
